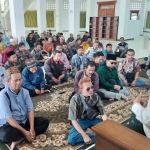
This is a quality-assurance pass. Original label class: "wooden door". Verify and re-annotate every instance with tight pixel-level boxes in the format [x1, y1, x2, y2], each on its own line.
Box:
[97, 1, 116, 17]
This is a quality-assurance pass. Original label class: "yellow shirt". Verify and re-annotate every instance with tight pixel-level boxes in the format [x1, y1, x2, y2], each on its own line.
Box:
[80, 44, 90, 53]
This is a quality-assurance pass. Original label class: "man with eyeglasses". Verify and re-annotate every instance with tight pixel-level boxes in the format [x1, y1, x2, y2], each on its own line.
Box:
[97, 54, 128, 101]
[0, 66, 49, 150]
[68, 77, 107, 145]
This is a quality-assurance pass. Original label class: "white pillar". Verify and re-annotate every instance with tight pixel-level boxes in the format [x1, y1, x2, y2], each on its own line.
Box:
[117, 0, 130, 39]
[86, 0, 91, 32]
[55, 0, 63, 33]
[37, 0, 46, 34]
[9, 0, 25, 39]
[140, 0, 146, 35]
[69, 0, 80, 38]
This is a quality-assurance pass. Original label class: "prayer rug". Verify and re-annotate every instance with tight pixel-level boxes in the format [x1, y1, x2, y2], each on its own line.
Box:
[0, 75, 150, 150]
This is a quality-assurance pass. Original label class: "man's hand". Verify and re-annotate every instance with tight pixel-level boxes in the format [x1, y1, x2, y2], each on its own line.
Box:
[82, 133, 92, 144]
[131, 80, 136, 87]
[30, 128, 36, 140]
[23, 131, 34, 142]
[114, 85, 121, 90]
[35, 89, 41, 94]
[133, 93, 143, 104]
[145, 66, 148, 70]
[40, 90, 45, 95]
[122, 78, 128, 86]
[102, 114, 108, 121]
[58, 74, 65, 80]
[52, 77, 59, 84]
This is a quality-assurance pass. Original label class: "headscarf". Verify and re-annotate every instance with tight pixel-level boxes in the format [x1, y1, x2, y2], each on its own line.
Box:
[2, 34, 9, 48]
[20, 36, 30, 49]
[0, 42, 6, 54]
[0, 54, 3, 66]
[1, 48, 13, 64]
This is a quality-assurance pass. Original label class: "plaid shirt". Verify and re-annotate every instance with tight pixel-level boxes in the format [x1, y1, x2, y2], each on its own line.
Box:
[16, 50, 32, 61]
[68, 93, 105, 120]
[85, 47, 101, 59]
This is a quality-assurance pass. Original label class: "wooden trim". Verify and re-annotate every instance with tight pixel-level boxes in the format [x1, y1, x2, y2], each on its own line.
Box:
[92, 120, 150, 150]
[97, 1, 117, 5]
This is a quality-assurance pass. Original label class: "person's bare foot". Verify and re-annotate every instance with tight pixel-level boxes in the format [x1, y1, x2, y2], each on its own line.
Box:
[85, 128, 93, 134]
[122, 94, 128, 101]
[109, 98, 114, 101]
[10, 138, 24, 150]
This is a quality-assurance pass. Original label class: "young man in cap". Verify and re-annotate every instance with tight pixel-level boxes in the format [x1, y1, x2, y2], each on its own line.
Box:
[0, 66, 49, 150]
[4, 51, 24, 72]
[97, 54, 128, 101]
[22, 61, 51, 97]
[44, 50, 68, 85]
[68, 77, 107, 145]
[118, 49, 145, 87]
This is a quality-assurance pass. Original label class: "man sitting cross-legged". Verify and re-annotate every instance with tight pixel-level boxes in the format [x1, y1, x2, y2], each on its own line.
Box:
[97, 54, 128, 101]
[73, 61, 105, 99]
[0, 66, 49, 150]
[44, 50, 68, 85]
[118, 49, 145, 87]
[68, 77, 107, 145]
[22, 61, 51, 97]
[71, 46, 88, 77]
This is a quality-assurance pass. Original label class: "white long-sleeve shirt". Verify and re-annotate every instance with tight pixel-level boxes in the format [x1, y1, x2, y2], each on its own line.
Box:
[132, 98, 150, 138]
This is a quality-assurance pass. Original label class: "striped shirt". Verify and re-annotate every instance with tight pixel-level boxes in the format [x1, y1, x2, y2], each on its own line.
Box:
[85, 47, 101, 59]
[68, 93, 105, 120]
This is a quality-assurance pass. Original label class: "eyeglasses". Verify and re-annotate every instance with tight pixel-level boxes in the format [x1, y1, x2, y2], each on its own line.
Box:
[110, 62, 117, 65]
[86, 86, 94, 91]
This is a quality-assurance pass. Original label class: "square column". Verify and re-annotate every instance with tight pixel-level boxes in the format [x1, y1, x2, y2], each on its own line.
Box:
[86, 0, 91, 32]
[69, 0, 80, 37]
[9, 0, 25, 39]
[37, 0, 46, 34]
[117, 0, 130, 38]
[55, 0, 63, 33]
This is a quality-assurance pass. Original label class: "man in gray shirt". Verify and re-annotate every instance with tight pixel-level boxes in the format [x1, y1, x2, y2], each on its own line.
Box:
[0, 66, 49, 150]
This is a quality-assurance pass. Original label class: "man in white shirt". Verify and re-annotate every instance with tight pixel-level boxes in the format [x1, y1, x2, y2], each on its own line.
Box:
[123, 92, 150, 137]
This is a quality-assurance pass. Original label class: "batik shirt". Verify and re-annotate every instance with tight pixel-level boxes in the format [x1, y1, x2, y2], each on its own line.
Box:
[16, 50, 32, 61]
[118, 58, 141, 74]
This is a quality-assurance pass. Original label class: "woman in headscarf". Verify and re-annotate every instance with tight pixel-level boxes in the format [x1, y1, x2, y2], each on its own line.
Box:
[20, 36, 30, 49]
[2, 34, 9, 48]
[0, 42, 6, 54]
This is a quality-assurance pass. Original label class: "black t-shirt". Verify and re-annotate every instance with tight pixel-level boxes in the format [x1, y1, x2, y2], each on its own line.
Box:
[26, 38, 36, 48]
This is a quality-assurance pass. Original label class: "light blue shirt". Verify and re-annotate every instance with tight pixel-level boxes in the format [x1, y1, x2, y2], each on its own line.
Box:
[0, 86, 33, 127]
[103, 49, 113, 57]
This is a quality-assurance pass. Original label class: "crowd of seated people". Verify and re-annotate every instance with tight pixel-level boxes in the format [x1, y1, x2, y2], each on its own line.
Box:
[0, 30, 150, 149]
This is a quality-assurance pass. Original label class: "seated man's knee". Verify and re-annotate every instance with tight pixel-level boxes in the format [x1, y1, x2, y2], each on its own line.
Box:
[68, 135, 76, 145]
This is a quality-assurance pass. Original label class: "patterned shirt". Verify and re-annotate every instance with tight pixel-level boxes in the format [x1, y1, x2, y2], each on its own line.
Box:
[16, 50, 32, 61]
[118, 58, 141, 74]
[85, 47, 101, 59]
[68, 93, 105, 120]
[31, 49, 44, 60]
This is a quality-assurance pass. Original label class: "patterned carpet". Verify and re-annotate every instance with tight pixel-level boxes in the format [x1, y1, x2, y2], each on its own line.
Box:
[0, 72, 150, 150]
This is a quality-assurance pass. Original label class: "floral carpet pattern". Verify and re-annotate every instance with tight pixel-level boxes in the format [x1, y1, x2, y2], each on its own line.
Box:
[15, 75, 150, 150]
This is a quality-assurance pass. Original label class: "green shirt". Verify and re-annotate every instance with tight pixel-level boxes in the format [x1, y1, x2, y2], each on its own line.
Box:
[97, 65, 122, 90]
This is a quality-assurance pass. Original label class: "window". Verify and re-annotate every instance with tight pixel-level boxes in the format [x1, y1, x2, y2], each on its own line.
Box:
[101, 5, 114, 9]
[130, 11, 139, 20]
[63, 1, 69, 10]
